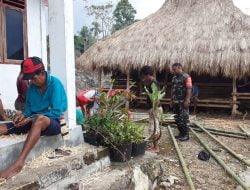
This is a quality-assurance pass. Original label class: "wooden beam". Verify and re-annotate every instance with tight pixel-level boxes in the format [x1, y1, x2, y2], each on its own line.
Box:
[232, 77, 237, 117]
[125, 69, 130, 110]
[138, 69, 143, 96]
[98, 69, 102, 88]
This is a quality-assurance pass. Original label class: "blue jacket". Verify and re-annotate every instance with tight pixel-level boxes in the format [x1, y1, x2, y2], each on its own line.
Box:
[23, 72, 68, 118]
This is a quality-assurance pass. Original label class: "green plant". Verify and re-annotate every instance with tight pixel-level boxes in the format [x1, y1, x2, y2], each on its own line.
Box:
[84, 82, 145, 146]
[144, 83, 165, 141]
[144, 83, 165, 112]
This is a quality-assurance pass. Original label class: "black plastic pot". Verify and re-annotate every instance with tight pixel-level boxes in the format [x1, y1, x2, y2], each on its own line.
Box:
[96, 134, 107, 147]
[132, 141, 146, 157]
[84, 133, 99, 146]
[109, 143, 132, 162]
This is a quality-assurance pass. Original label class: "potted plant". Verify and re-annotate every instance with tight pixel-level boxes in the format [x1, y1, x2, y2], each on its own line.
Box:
[103, 117, 134, 162]
[84, 81, 145, 161]
[130, 122, 146, 157]
[83, 114, 107, 146]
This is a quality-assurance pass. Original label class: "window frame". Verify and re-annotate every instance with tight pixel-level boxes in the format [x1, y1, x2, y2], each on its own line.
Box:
[0, 0, 27, 65]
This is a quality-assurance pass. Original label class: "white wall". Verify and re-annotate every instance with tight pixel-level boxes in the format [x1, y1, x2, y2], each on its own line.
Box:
[0, 65, 20, 109]
[26, 0, 47, 66]
[48, 0, 76, 127]
[0, 0, 47, 110]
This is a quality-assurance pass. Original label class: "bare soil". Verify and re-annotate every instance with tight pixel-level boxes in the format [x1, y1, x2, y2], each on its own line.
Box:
[156, 113, 250, 190]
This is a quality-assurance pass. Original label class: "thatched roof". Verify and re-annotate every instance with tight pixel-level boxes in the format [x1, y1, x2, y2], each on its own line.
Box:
[77, 0, 250, 78]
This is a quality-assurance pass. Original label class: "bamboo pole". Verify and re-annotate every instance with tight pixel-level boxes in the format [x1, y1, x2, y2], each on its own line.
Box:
[190, 128, 250, 190]
[191, 128, 247, 140]
[232, 77, 237, 117]
[194, 123, 250, 166]
[164, 123, 248, 138]
[238, 124, 250, 138]
[191, 123, 248, 137]
[167, 125, 196, 190]
[125, 69, 130, 110]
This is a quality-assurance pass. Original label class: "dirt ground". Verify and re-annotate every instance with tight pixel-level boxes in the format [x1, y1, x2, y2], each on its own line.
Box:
[156, 113, 250, 190]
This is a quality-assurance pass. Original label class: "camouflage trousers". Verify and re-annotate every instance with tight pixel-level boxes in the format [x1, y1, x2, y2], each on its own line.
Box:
[173, 102, 189, 136]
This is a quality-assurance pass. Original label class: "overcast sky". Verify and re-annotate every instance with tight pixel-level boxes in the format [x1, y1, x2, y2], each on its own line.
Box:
[73, 0, 250, 34]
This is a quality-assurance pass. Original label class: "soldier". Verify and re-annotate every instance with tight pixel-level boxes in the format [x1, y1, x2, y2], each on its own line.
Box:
[171, 63, 192, 141]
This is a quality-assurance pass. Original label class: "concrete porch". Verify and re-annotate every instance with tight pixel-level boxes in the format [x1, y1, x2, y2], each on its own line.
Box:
[0, 135, 63, 171]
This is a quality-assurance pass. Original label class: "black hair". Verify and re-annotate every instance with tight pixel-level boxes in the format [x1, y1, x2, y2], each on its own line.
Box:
[172, 63, 183, 68]
[140, 66, 154, 76]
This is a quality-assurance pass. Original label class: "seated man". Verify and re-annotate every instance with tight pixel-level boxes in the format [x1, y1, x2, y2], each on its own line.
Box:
[0, 57, 67, 179]
[15, 72, 29, 112]
[191, 84, 199, 114]
[0, 97, 8, 121]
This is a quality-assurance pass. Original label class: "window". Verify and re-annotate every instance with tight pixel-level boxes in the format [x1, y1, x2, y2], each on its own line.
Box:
[0, 0, 26, 64]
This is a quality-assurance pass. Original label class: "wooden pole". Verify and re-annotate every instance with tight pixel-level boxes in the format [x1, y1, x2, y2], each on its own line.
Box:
[194, 123, 250, 166]
[167, 126, 196, 190]
[98, 69, 102, 88]
[232, 77, 237, 117]
[138, 69, 143, 96]
[190, 128, 250, 190]
[125, 69, 130, 110]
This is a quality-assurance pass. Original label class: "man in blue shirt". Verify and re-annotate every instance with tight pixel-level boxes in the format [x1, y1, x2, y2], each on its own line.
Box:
[0, 57, 67, 179]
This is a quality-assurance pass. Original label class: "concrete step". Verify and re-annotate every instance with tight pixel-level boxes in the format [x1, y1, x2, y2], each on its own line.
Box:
[0, 144, 110, 190]
[0, 135, 64, 171]
[75, 153, 163, 190]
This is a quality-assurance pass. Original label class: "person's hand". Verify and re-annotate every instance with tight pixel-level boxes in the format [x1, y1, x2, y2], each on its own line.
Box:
[88, 98, 95, 102]
[13, 113, 25, 124]
[15, 117, 32, 127]
[184, 100, 190, 109]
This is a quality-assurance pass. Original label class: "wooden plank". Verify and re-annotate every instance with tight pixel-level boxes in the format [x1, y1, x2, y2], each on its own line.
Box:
[232, 78, 237, 116]
[234, 93, 250, 96]
[98, 70, 102, 88]
[125, 69, 130, 110]
[237, 97, 250, 100]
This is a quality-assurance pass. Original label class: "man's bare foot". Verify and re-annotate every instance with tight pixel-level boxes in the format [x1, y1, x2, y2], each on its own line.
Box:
[147, 146, 160, 153]
[0, 160, 24, 179]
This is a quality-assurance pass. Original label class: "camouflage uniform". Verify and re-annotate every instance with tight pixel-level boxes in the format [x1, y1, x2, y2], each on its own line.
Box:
[171, 72, 192, 137]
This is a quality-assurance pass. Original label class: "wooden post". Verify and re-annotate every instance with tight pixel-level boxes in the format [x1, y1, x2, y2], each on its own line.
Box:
[125, 69, 130, 110]
[232, 77, 237, 117]
[138, 69, 143, 96]
[98, 69, 102, 88]
[153, 67, 157, 78]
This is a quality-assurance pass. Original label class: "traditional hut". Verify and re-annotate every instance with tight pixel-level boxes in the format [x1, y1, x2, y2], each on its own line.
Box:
[77, 0, 250, 115]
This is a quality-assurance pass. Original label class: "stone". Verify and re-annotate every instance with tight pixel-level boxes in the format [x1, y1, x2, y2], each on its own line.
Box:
[14, 181, 40, 190]
[167, 175, 179, 185]
[38, 166, 70, 188]
[83, 152, 95, 165]
[196, 177, 206, 184]
[96, 147, 109, 161]
[159, 181, 171, 189]
[65, 183, 79, 190]
[70, 158, 83, 170]
[140, 159, 163, 182]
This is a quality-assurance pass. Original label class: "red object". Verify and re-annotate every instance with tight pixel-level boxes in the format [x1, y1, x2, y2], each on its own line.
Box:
[22, 58, 43, 74]
[16, 73, 29, 99]
[77, 92, 89, 105]
[108, 90, 116, 97]
[186, 76, 192, 88]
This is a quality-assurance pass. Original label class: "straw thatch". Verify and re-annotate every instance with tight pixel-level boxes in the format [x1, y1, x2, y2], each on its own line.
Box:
[77, 0, 250, 78]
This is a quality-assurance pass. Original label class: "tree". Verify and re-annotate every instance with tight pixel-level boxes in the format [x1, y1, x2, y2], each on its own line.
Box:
[85, 1, 114, 38]
[74, 26, 96, 57]
[90, 21, 102, 37]
[112, 0, 137, 32]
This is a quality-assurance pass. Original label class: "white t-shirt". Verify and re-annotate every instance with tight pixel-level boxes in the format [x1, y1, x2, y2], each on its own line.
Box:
[83, 89, 96, 99]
